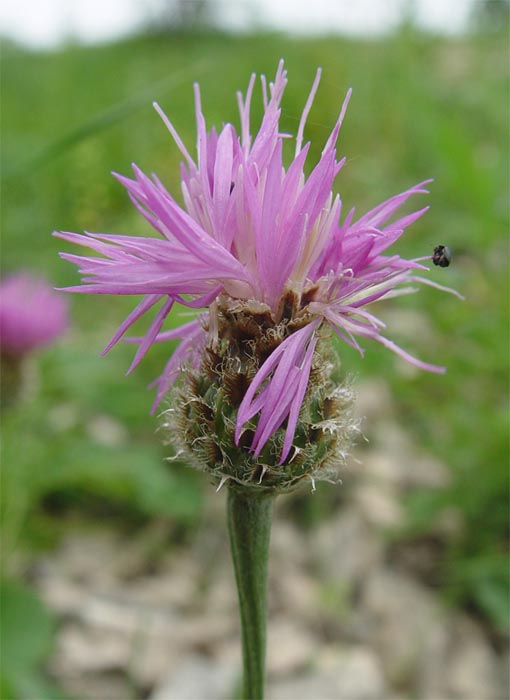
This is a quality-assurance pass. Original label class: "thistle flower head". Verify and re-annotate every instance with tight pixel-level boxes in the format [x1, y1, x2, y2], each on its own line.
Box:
[55, 61, 459, 491]
[0, 272, 70, 408]
[0, 272, 69, 357]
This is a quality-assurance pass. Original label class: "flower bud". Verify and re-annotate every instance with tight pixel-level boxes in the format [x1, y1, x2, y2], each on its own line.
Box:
[162, 295, 358, 493]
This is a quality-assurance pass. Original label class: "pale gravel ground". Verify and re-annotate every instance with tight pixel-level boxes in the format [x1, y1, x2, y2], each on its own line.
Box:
[34, 379, 509, 700]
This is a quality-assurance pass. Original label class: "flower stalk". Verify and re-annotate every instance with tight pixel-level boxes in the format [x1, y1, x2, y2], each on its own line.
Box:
[227, 487, 274, 700]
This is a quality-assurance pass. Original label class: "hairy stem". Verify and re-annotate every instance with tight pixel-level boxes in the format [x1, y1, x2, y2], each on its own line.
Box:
[227, 488, 274, 700]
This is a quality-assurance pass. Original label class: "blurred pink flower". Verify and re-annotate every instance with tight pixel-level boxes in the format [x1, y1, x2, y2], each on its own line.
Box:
[0, 272, 69, 356]
[56, 61, 460, 462]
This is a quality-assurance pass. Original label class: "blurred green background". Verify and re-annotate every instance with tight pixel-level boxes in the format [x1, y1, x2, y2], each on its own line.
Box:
[1, 7, 508, 698]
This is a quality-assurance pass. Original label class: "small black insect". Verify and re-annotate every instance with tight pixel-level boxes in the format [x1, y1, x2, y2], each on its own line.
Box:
[432, 245, 452, 268]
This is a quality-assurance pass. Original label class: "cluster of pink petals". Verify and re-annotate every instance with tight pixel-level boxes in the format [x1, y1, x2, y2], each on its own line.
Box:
[234, 320, 321, 462]
[55, 61, 459, 462]
[0, 272, 69, 356]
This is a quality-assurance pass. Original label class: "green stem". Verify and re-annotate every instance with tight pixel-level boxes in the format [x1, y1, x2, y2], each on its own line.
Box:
[227, 488, 274, 700]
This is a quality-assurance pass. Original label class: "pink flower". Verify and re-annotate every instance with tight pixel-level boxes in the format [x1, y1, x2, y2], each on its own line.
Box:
[55, 61, 460, 463]
[0, 272, 69, 356]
